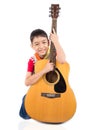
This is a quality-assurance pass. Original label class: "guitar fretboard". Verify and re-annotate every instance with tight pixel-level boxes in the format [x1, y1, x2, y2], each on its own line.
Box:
[49, 18, 57, 65]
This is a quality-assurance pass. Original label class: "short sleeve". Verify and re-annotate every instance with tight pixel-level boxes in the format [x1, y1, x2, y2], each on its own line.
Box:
[27, 57, 35, 72]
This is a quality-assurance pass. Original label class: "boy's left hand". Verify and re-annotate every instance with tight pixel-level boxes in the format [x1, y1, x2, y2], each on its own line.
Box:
[49, 28, 59, 45]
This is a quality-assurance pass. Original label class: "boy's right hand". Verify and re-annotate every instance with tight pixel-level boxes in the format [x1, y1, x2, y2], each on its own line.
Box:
[43, 61, 54, 74]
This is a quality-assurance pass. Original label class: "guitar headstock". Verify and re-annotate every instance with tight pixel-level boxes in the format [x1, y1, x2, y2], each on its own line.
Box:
[49, 4, 61, 19]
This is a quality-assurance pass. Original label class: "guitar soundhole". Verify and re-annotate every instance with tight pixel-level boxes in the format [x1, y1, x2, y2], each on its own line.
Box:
[46, 70, 58, 83]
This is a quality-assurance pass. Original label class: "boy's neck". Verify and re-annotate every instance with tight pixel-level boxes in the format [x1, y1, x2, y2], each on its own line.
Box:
[35, 53, 45, 60]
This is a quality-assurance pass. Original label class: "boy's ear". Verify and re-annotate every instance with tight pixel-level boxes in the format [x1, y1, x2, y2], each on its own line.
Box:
[30, 43, 33, 48]
[48, 39, 51, 45]
[30, 43, 35, 50]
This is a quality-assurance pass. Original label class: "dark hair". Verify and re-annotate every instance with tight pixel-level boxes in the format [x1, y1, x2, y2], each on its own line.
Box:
[30, 29, 48, 42]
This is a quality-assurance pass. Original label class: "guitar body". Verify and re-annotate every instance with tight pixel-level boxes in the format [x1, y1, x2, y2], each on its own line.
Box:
[25, 59, 76, 123]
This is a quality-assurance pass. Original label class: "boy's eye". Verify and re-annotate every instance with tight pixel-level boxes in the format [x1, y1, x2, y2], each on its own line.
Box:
[33, 43, 39, 46]
[43, 42, 46, 44]
[35, 43, 39, 46]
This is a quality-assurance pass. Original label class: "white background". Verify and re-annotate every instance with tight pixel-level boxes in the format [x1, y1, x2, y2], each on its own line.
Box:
[0, 0, 87, 130]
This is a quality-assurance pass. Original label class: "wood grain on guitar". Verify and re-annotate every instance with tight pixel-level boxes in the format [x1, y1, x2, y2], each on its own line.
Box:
[25, 4, 77, 123]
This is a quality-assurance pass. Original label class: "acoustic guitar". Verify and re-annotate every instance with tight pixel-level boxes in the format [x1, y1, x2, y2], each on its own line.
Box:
[25, 4, 76, 123]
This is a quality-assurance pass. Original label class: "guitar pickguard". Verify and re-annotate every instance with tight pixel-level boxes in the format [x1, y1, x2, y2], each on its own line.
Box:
[54, 68, 66, 93]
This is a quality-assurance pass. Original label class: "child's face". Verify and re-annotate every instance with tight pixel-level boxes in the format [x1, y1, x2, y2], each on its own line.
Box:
[31, 36, 49, 58]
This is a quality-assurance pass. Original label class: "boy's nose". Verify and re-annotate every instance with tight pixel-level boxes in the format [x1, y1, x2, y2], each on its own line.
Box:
[39, 43, 44, 48]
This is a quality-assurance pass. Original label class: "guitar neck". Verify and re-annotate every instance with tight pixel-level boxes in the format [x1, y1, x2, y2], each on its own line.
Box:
[49, 18, 57, 65]
[51, 19, 57, 33]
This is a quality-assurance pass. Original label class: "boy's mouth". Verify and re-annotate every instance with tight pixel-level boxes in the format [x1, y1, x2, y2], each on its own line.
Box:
[39, 49, 46, 53]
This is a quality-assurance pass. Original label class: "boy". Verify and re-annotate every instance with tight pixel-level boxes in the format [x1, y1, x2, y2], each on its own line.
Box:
[19, 28, 66, 119]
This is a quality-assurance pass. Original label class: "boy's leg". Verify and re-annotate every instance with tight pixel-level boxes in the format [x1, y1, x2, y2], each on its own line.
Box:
[19, 95, 31, 119]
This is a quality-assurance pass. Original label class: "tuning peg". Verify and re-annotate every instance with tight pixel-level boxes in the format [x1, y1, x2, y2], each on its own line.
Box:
[49, 10, 51, 13]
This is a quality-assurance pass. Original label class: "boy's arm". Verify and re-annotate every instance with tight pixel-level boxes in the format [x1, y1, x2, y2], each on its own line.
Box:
[25, 62, 54, 86]
[49, 29, 66, 63]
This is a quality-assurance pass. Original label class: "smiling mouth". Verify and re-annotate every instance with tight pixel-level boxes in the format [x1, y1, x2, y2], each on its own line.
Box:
[39, 50, 46, 53]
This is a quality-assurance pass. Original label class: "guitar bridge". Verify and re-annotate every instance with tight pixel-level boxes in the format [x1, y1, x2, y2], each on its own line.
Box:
[41, 93, 61, 98]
